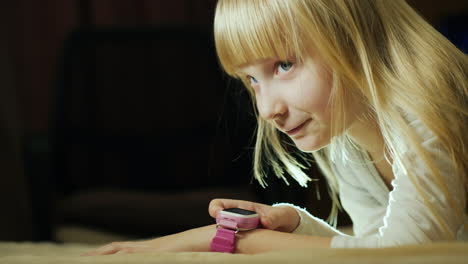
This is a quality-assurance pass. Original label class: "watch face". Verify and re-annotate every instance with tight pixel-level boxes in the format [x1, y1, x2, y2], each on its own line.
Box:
[223, 208, 257, 216]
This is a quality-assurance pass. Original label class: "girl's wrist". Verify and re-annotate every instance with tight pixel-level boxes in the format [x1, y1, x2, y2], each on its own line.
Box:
[187, 224, 217, 252]
[273, 204, 301, 233]
[288, 207, 301, 233]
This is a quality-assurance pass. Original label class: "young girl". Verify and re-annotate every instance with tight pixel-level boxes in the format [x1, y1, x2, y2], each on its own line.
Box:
[84, 0, 467, 254]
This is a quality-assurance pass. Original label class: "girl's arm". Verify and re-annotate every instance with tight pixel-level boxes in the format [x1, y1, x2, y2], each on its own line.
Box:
[82, 224, 331, 255]
[83, 199, 332, 255]
[235, 226, 332, 253]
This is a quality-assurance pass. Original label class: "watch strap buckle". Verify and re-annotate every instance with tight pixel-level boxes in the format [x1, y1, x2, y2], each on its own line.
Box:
[217, 218, 239, 231]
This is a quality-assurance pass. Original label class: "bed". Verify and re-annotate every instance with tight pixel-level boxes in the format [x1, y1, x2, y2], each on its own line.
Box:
[1, 241, 467, 264]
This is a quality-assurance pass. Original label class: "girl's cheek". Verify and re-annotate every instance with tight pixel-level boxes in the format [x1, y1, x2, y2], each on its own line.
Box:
[252, 85, 260, 95]
[298, 80, 332, 111]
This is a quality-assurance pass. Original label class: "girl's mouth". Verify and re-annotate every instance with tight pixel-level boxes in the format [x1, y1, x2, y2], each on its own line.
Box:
[286, 119, 311, 136]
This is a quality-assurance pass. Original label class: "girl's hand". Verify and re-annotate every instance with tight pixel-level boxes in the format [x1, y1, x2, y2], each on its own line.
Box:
[209, 199, 300, 233]
[81, 225, 217, 256]
[81, 240, 162, 256]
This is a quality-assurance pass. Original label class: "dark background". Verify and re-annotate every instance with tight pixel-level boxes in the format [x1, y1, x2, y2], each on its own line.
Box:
[0, 0, 466, 242]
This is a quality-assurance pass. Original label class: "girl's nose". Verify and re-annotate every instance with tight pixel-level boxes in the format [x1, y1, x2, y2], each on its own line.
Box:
[256, 89, 287, 121]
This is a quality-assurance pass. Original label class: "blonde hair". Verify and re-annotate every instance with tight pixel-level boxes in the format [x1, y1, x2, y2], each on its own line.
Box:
[214, 0, 468, 230]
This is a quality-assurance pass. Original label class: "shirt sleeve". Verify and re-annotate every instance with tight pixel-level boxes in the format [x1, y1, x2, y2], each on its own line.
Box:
[273, 160, 389, 240]
[335, 166, 388, 238]
[272, 203, 346, 237]
[331, 119, 467, 248]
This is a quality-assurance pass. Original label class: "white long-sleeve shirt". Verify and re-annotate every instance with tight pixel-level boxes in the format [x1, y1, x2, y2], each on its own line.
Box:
[276, 117, 467, 248]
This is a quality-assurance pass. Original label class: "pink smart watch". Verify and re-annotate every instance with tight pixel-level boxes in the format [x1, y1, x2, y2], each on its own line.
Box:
[210, 208, 260, 253]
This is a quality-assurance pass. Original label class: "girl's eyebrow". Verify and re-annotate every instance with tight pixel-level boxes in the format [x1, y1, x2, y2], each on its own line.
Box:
[233, 70, 248, 79]
[234, 58, 284, 78]
[234, 69, 246, 75]
[234, 67, 254, 77]
[233, 64, 252, 76]
[235, 67, 260, 78]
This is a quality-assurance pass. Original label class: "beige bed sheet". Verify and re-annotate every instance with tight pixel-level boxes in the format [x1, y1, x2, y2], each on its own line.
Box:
[1, 241, 467, 264]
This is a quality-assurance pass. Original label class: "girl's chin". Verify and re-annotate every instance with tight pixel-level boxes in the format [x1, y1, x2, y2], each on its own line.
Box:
[291, 136, 329, 152]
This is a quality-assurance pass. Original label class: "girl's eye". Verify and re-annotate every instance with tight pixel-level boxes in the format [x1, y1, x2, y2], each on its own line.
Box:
[248, 75, 258, 86]
[277, 61, 293, 73]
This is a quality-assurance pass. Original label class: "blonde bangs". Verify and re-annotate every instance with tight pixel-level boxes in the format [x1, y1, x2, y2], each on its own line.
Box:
[214, 0, 304, 77]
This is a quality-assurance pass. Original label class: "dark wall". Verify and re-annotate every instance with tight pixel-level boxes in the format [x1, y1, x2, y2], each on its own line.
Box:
[12, 0, 217, 135]
[0, 1, 33, 241]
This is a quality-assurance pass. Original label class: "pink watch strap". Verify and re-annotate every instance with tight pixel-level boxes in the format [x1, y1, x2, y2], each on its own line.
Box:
[210, 228, 236, 253]
[210, 219, 238, 253]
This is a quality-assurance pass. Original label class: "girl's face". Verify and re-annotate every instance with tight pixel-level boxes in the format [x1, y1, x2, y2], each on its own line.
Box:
[237, 56, 335, 152]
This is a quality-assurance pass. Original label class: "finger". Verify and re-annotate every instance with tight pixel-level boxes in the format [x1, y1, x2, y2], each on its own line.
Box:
[118, 245, 161, 254]
[208, 199, 271, 218]
[263, 206, 300, 232]
[208, 199, 267, 218]
[208, 199, 252, 218]
[81, 242, 124, 256]
[81, 241, 143, 256]
[259, 208, 283, 230]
